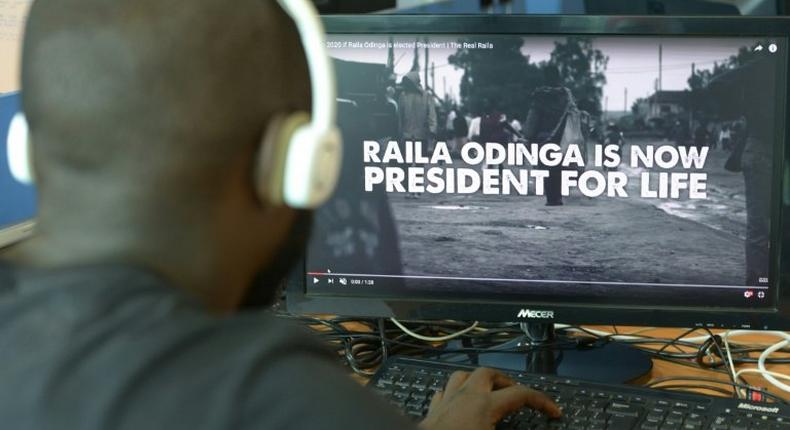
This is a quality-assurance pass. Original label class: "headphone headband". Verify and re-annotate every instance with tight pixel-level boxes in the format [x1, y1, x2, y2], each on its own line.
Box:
[275, 0, 342, 209]
[276, 0, 336, 133]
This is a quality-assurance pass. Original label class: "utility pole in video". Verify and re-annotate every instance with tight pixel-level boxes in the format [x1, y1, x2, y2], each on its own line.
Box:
[658, 43, 663, 91]
[387, 36, 394, 72]
[624, 87, 628, 113]
[411, 38, 419, 72]
[690, 62, 696, 130]
[431, 62, 435, 93]
[424, 37, 430, 90]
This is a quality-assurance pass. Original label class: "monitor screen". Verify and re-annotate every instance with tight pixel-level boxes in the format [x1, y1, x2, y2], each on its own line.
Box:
[0, 0, 36, 247]
[304, 31, 787, 313]
[0, 92, 36, 234]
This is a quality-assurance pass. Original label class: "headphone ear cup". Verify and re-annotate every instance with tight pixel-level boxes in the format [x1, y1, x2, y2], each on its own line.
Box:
[7, 112, 34, 185]
[255, 113, 311, 206]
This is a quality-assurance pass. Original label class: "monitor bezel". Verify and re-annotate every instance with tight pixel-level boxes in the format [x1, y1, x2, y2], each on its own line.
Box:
[287, 15, 790, 330]
[0, 220, 35, 250]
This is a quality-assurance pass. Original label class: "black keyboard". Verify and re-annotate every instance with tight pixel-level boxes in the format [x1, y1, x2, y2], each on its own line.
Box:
[369, 357, 790, 430]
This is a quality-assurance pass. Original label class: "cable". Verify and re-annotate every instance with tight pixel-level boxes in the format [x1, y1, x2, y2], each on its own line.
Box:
[566, 326, 790, 349]
[656, 327, 699, 358]
[685, 330, 788, 345]
[722, 332, 741, 398]
[647, 376, 789, 404]
[736, 368, 790, 384]
[390, 318, 479, 342]
[561, 325, 790, 363]
[758, 335, 790, 393]
[702, 328, 738, 398]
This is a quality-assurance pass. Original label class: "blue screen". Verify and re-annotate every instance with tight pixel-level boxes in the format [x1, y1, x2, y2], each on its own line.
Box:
[0, 92, 37, 229]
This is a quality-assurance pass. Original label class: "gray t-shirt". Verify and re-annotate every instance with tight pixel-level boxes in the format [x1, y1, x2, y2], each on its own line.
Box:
[0, 263, 416, 430]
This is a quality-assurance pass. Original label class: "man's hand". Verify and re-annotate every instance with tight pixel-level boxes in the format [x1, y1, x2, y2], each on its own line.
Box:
[419, 368, 561, 430]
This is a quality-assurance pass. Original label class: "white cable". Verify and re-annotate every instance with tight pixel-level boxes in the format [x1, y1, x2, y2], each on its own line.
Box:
[758, 335, 790, 393]
[722, 333, 742, 398]
[562, 326, 790, 348]
[735, 368, 790, 384]
[390, 318, 479, 342]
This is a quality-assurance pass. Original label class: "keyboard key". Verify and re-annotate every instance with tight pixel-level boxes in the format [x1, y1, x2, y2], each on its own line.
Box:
[693, 404, 708, 413]
[411, 391, 428, 401]
[608, 414, 638, 429]
[406, 409, 423, 419]
[607, 402, 642, 417]
[393, 390, 409, 400]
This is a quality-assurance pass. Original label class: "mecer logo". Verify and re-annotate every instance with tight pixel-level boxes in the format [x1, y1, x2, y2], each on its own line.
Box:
[516, 309, 554, 319]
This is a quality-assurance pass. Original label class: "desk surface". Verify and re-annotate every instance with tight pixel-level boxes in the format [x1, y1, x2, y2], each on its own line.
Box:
[610, 326, 789, 401]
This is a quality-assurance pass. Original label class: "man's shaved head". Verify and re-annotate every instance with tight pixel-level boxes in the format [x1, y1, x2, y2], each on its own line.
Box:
[23, 0, 309, 189]
[12, 0, 313, 311]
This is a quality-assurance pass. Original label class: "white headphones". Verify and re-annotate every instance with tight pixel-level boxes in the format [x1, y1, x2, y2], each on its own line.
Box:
[6, 0, 342, 209]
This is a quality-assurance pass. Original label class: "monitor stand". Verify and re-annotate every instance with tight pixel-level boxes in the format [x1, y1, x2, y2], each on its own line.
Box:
[434, 323, 653, 385]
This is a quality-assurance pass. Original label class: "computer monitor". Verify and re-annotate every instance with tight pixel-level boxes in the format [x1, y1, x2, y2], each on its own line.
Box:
[0, 1, 36, 249]
[0, 92, 36, 249]
[287, 16, 790, 336]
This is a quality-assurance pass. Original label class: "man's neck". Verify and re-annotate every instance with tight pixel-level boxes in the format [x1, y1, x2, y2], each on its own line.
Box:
[4, 210, 250, 313]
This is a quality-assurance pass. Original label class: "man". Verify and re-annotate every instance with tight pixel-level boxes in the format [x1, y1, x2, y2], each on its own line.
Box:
[523, 66, 577, 206]
[0, 1, 560, 429]
[452, 106, 470, 158]
[398, 70, 437, 198]
[399, 70, 437, 149]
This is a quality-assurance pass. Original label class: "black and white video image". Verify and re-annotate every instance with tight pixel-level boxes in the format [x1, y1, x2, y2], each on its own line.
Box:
[307, 35, 780, 306]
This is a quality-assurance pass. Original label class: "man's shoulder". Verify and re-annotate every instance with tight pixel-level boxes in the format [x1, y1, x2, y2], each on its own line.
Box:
[199, 311, 335, 366]
[159, 314, 416, 430]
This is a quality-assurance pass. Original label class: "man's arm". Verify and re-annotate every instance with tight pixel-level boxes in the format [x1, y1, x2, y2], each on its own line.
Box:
[240, 354, 559, 430]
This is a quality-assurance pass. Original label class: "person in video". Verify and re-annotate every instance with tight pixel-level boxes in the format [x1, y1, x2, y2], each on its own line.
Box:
[738, 60, 774, 287]
[398, 70, 437, 198]
[604, 121, 625, 171]
[715, 56, 774, 287]
[0, 1, 559, 429]
[451, 106, 470, 158]
[523, 65, 577, 206]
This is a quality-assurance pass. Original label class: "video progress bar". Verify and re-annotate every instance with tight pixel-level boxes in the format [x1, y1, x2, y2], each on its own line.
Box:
[306, 272, 769, 290]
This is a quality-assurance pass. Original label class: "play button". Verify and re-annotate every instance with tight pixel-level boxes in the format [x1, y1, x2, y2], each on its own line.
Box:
[313, 277, 319, 284]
